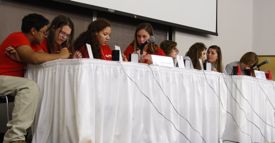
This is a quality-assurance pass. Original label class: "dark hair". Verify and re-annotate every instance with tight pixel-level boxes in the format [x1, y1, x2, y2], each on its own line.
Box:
[74, 18, 111, 59]
[186, 42, 207, 70]
[208, 45, 223, 72]
[160, 40, 178, 56]
[240, 52, 258, 67]
[47, 15, 74, 53]
[132, 23, 154, 51]
[21, 13, 49, 33]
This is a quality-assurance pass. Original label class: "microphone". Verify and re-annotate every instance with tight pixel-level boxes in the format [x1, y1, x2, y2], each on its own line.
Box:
[138, 43, 146, 55]
[253, 59, 269, 69]
[138, 36, 155, 55]
[147, 36, 155, 43]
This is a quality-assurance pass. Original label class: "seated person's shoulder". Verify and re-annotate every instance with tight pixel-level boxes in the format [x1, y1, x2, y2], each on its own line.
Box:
[6, 32, 30, 47]
[156, 47, 165, 56]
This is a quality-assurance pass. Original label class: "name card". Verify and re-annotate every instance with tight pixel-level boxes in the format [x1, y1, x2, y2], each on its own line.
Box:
[151, 55, 174, 68]
[176, 55, 185, 68]
[86, 43, 94, 59]
[254, 70, 266, 80]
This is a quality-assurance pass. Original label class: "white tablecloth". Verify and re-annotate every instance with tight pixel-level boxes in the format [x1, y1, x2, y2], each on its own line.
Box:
[25, 59, 275, 143]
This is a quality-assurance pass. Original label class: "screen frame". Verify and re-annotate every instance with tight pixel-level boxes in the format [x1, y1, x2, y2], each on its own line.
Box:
[53, 0, 218, 36]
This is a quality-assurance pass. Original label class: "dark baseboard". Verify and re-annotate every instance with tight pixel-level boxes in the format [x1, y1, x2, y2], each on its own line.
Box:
[0, 132, 4, 143]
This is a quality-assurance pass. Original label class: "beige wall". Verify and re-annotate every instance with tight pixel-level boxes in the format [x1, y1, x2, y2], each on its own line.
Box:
[253, 0, 275, 55]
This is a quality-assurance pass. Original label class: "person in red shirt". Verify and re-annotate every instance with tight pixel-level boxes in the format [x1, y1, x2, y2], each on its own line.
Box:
[123, 23, 165, 62]
[73, 18, 112, 60]
[160, 40, 179, 59]
[6, 15, 74, 62]
[0, 14, 70, 77]
[0, 13, 70, 143]
[44, 15, 74, 54]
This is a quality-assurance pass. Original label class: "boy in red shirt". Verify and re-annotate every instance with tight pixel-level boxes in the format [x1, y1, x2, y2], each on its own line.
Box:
[0, 15, 70, 77]
[0, 13, 70, 143]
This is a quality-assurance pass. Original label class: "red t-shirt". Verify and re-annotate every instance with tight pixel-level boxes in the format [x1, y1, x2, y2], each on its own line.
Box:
[123, 43, 166, 61]
[154, 48, 166, 56]
[78, 45, 112, 60]
[0, 32, 42, 77]
[32, 39, 48, 53]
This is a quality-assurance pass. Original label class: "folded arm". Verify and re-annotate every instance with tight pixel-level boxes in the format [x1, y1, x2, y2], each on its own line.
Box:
[16, 45, 70, 64]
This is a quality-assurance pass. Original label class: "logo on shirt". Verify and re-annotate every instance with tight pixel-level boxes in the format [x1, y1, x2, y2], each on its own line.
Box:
[105, 54, 112, 58]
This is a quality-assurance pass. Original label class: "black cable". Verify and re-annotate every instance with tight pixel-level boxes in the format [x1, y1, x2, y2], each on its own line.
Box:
[148, 65, 207, 143]
[230, 76, 275, 129]
[119, 63, 192, 143]
[228, 76, 275, 129]
[221, 74, 268, 142]
[255, 78, 275, 110]
[222, 139, 240, 143]
[201, 70, 253, 142]
[119, 61, 273, 142]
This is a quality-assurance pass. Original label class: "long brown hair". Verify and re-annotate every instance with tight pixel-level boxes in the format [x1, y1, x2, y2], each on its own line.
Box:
[240, 52, 258, 67]
[160, 40, 178, 56]
[208, 45, 223, 72]
[74, 18, 111, 59]
[131, 23, 154, 51]
[47, 15, 74, 53]
[186, 42, 207, 70]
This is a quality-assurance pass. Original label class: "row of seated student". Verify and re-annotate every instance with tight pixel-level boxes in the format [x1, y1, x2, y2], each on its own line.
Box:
[0, 13, 261, 143]
[3, 13, 256, 75]
[225, 52, 258, 75]
[70, 18, 225, 72]
[184, 42, 258, 75]
[68, 16, 224, 72]
[185, 42, 223, 73]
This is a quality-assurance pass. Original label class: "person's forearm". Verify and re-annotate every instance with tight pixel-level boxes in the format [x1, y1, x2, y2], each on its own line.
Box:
[27, 52, 67, 64]
[17, 45, 70, 64]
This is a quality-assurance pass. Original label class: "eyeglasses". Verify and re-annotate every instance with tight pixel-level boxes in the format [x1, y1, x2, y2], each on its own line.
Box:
[59, 31, 70, 40]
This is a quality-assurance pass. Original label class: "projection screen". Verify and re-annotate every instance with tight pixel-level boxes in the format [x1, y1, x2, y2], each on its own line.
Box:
[57, 0, 217, 35]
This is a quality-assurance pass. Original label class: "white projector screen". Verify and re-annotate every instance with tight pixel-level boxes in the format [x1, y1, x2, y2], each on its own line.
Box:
[63, 0, 217, 35]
